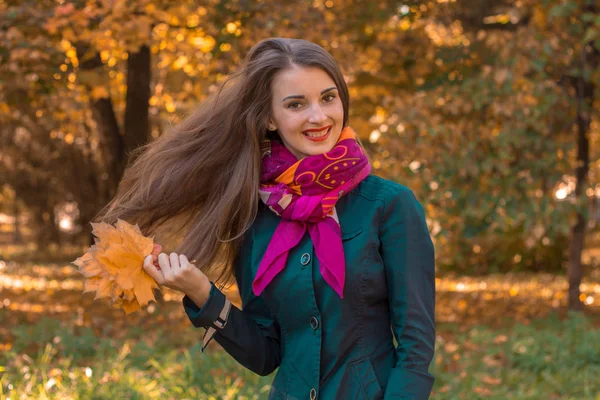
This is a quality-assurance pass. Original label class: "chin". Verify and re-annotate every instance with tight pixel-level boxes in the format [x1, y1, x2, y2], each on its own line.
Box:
[305, 142, 337, 156]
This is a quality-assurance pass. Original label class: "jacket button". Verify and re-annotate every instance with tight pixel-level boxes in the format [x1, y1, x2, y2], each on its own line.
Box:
[310, 316, 319, 330]
[300, 253, 311, 265]
[310, 388, 317, 400]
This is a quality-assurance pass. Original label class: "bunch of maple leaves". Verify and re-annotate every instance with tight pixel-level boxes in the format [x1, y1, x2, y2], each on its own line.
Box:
[72, 219, 158, 314]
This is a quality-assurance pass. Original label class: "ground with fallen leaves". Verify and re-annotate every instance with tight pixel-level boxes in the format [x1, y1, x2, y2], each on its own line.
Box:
[0, 258, 599, 399]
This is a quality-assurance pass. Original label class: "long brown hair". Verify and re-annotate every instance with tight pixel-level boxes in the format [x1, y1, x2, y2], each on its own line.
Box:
[94, 38, 350, 287]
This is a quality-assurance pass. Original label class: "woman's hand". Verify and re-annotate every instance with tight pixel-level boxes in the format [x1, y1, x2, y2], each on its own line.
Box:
[143, 244, 212, 307]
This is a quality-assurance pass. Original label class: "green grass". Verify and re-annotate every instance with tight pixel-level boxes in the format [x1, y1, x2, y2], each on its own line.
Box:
[0, 311, 599, 399]
[0, 311, 273, 399]
[433, 312, 600, 399]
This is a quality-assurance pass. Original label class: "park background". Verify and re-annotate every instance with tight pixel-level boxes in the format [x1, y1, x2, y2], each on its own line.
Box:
[1, 0, 600, 398]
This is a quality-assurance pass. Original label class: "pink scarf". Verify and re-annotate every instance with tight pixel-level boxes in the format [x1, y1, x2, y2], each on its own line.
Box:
[252, 126, 371, 298]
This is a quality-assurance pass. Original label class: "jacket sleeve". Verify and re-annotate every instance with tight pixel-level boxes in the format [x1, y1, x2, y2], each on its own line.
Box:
[182, 228, 282, 377]
[379, 187, 436, 399]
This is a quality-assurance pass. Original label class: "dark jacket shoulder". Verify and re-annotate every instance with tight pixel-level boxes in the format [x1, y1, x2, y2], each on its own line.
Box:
[351, 174, 417, 204]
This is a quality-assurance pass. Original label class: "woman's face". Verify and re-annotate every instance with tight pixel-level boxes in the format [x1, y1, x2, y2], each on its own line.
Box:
[269, 65, 344, 159]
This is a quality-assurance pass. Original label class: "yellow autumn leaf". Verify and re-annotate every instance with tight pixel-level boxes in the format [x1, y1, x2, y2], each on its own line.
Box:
[72, 218, 157, 314]
[91, 86, 110, 100]
[95, 278, 113, 300]
[121, 299, 141, 314]
[83, 276, 102, 293]
[73, 250, 104, 277]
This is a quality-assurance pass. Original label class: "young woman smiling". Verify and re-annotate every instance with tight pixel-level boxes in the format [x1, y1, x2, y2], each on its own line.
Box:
[97, 38, 436, 400]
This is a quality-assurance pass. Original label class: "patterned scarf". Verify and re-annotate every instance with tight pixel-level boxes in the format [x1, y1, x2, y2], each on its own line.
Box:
[252, 126, 371, 299]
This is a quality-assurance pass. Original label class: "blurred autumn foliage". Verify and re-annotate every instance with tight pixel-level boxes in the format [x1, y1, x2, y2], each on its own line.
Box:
[1, 0, 600, 309]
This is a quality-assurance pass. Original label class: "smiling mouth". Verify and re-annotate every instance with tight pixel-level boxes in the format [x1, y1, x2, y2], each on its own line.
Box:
[302, 125, 332, 138]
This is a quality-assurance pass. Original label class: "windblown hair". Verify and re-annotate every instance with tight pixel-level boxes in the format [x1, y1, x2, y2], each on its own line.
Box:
[94, 38, 350, 287]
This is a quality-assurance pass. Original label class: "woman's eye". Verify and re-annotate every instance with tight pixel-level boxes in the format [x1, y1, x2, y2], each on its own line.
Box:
[287, 95, 335, 109]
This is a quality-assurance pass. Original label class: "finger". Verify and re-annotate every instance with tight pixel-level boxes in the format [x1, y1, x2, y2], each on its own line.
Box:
[152, 243, 162, 255]
[182, 255, 199, 267]
[169, 252, 180, 269]
[180, 254, 195, 269]
[179, 254, 189, 266]
[143, 255, 164, 284]
[152, 244, 162, 269]
[158, 253, 171, 277]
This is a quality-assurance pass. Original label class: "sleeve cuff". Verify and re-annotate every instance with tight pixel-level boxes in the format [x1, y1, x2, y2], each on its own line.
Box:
[384, 367, 435, 400]
[182, 281, 226, 328]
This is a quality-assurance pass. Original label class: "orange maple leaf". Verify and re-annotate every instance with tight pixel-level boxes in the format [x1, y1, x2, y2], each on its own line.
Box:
[73, 219, 158, 314]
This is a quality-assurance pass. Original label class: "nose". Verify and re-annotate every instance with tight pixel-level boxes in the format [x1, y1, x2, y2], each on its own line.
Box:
[307, 103, 327, 124]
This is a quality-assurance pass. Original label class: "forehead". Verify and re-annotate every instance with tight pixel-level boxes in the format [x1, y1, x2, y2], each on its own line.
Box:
[271, 66, 336, 97]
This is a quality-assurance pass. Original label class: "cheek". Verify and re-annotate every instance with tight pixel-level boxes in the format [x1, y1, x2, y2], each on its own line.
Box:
[277, 119, 302, 143]
[280, 114, 304, 133]
[322, 101, 344, 124]
[334, 103, 344, 120]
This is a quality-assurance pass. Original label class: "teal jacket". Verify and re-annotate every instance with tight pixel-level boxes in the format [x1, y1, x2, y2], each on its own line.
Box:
[183, 175, 436, 399]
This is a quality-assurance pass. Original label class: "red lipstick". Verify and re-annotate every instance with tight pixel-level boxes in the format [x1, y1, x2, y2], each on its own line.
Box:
[302, 125, 332, 143]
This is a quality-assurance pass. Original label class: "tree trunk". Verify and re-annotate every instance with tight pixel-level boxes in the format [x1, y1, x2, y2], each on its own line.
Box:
[568, 214, 585, 310]
[89, 96, 125, 199]
[75, 43, 125, 201]
[124, 45, 151, 161]
[567, 79, 589, 310]
[567, 3, 598, 311]
[76, 43, 152, 203]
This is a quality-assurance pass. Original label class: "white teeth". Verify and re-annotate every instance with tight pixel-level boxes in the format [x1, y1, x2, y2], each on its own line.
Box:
[304, 127, 330, 138]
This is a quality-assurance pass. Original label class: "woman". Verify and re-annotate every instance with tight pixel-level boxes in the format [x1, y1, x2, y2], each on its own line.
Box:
[99, 38, 435, 399]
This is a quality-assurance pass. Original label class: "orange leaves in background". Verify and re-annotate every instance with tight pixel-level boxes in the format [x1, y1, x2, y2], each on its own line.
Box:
[72, 219, 157, 314]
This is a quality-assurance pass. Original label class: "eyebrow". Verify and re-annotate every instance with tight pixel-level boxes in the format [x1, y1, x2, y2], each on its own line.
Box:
[282, 86, 338, 102]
